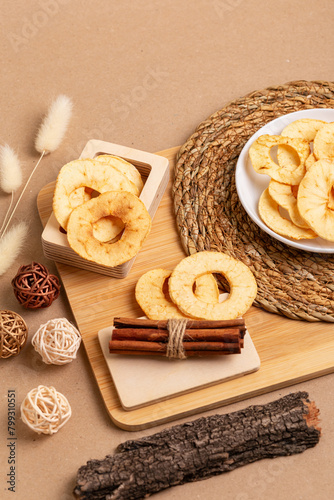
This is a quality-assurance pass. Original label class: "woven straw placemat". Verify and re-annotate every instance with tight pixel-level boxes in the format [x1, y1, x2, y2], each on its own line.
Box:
[173, 80, 334, 322]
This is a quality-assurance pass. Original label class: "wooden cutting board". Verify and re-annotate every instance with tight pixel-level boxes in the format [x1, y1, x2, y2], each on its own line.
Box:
[37, 146, 334, 431]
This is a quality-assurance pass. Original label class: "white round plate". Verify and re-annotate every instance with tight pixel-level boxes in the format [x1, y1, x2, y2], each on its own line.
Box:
[236, 108, 334, 253]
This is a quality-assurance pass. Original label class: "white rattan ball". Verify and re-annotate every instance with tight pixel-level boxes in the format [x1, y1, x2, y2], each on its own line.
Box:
[20, 385, 71, 435]
[31, 317, 81, 365]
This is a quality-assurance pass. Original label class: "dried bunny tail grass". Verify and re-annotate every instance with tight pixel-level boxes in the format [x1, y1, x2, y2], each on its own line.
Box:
[35, 94, 73, 154]
[0, 144, 22, 193]
[1, 94, 73, 239]
[0, 145, 23, 235]
[0, 222, 28, 276]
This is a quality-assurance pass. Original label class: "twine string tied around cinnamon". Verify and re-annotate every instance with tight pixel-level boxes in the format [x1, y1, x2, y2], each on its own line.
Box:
[166, 318, 188, 359]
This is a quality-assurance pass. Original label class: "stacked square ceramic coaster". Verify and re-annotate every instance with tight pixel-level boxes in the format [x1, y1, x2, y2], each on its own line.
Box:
[41, 140, 170, 278]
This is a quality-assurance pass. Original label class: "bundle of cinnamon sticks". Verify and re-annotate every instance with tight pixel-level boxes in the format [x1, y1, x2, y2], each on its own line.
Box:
[109, 317, 246, 357]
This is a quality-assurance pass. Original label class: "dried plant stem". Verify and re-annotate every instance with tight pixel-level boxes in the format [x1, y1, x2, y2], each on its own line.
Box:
[1, 150, 46, 238]
[0, 191, 14, 235]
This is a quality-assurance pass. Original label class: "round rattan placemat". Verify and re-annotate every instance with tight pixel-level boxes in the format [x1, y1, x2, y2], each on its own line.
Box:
[173, 80, 334, 322]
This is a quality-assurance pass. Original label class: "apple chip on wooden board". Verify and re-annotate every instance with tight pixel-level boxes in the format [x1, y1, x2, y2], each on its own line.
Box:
[249, 119, 334, 241]
[135, 268, 219, 320]
[136, 252, 257, 321]
[67, 191, 151, 267]
[168, 252, 257, 320]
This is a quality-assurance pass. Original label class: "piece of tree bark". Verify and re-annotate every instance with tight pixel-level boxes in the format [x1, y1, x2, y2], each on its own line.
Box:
[73, 392, 321, 500]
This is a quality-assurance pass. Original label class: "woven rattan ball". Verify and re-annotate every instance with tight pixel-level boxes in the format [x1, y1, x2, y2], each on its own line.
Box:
[32, 318, 81, 365]
[20, 385, 71, 435]
[11, 262, 61, 309]
[0, 310, 28, 358]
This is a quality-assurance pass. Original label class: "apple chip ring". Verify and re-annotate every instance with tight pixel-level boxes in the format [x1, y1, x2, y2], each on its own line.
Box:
[259, 188, 317, 240]
[71, 155, 143, 240]
[67, 191, 151, 267]
[249, 134, 309, 185]
[268, 180, 309, 228]
[313, 122, 334, 160]
[69, 187, 124, 243]
[53, 159, 139, 230]
[95, 154, 144, 192]
[280, 119, 326, 141]
[135, 269, 219, 320]
[298, 159, 334, 241]
[168, 251, 257, 321]
[277, 119, 326, 172]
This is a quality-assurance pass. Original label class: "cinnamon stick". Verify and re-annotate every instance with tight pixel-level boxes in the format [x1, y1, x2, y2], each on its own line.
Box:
[109, 339, 241, 354]
[113, 317, 245, 330]
[111, 328, 242, 343]
[109, 317, 246, 357]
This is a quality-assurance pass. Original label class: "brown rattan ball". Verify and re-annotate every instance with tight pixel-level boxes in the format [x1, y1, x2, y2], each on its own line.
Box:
[0, 310, 28, 358]
[11, 262, 61, 309]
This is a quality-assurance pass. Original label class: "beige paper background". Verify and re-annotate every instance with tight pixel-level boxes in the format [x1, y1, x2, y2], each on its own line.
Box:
[0, 1, 333, 498]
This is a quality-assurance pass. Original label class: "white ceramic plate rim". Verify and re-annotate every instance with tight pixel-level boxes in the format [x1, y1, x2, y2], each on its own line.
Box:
[236, 108, 334, 253]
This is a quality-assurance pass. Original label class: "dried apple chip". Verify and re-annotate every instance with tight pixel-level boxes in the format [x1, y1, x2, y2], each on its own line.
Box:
[53, 159, 139, 230]
[168, 251, 257, 321]
[280, 119, 326, 141]
[249, 134, 309, 185]
[259, 188, 317, 240]
[268, 180, 309, 228]
[277, 119, 326, 172]
[313, 122, 334, 160]
[94, 154, 144, 193]
[69, 155, 143, 240]
[297, 159, 334, 241]
[67, 191, 151, 267]
[305, 153, 317, 171]
[135, 269, 219, 320]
